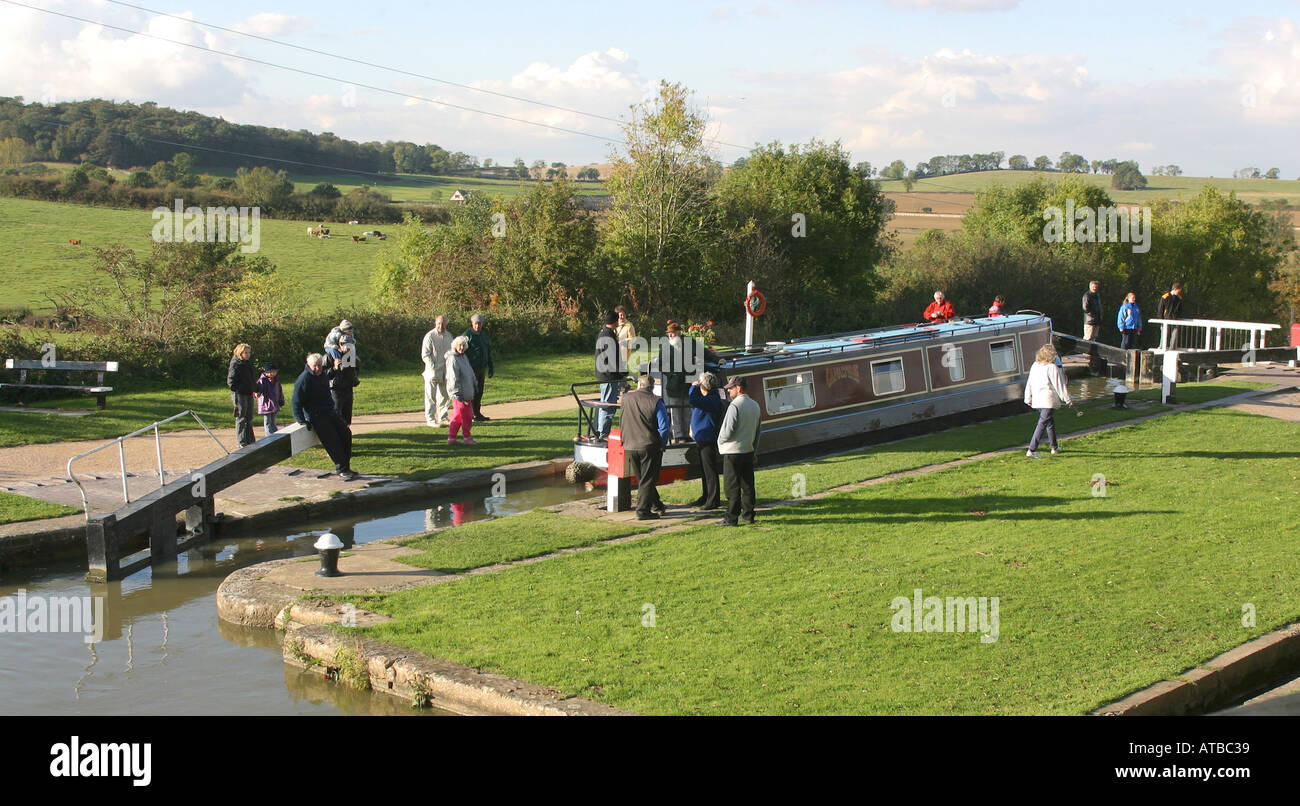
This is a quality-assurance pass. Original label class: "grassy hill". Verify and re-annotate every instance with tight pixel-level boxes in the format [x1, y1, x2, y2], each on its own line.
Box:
[876, 170, 1300, 206]
[0, 197, 392, 315]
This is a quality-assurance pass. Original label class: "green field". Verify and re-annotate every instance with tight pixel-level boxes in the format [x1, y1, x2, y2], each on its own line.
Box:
[344, 407, 1300, 714]
[0, 197, 392, 314]
[877, 170, 1300, 206]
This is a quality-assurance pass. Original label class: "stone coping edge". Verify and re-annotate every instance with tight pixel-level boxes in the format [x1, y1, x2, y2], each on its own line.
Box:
[1092, 621, 1300, 715]
[284, 624, 630, 716]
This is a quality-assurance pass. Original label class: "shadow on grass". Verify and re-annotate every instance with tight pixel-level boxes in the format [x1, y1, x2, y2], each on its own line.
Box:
[755, 494, 1178, 526]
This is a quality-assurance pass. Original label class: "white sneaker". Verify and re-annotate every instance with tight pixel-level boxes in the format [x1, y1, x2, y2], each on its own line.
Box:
[1026, 450, 1040, 459]
[1050, 447, 1061, 455]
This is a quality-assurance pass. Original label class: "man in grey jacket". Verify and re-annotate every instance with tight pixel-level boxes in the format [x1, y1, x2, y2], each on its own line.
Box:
[421, 315, 455, 427]
[718, 376, 761, 526]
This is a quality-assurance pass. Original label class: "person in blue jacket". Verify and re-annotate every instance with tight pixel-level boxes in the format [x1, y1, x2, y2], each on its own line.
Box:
[1117, 292, 1143, 350]
[688, 372, 726, 509]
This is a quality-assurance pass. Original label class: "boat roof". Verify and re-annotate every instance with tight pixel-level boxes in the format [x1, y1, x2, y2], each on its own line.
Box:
[713, 313, 1049, 371]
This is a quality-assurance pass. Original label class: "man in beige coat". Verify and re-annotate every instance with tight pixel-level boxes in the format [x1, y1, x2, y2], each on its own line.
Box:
[421, 315, 455, 426]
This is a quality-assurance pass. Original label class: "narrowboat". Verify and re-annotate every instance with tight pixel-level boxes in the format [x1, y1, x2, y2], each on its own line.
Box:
[571, 311, 1053, 509]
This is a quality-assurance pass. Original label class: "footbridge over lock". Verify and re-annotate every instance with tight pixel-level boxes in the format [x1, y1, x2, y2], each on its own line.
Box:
[71, 414, 321, 582]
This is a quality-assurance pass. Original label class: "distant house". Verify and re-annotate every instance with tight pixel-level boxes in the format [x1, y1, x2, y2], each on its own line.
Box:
[450, 189, 470, 203]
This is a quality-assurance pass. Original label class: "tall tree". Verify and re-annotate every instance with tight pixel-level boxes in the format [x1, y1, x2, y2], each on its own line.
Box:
[603, 80, 720, 318]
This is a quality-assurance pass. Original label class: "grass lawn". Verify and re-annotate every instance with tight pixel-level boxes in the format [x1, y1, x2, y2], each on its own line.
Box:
[0, 197, 391, 315]
[0, 351, 587, 448]
[344, 407, 1300, 714]
[656, 379, 1268, 505]
[876, 170, 1300, 206]
[284, 411, 577, 480]
[393, 510, 650, 574]
[0, 491, 80, 525]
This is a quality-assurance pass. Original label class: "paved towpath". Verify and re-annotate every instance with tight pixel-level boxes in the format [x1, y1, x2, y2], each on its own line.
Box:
[0, 393, 575, 485]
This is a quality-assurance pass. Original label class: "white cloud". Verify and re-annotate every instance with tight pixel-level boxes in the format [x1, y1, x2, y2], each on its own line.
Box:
[886, 0, 1020, 10]
[1120, 141, 1156, 151]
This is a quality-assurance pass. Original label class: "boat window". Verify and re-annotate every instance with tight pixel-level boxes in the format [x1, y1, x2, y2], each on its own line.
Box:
[871, 358, 906, 395]
[943, 345, 966, 382]
[990, 340, 1017, 373]
[762, 372, 816, 414]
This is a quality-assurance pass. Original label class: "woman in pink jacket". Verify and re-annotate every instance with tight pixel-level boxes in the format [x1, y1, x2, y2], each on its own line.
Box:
[1024, 344, 1073, 458]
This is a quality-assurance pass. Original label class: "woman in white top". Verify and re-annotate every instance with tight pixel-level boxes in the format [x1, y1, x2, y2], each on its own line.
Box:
[1024, 343, 1074, 458]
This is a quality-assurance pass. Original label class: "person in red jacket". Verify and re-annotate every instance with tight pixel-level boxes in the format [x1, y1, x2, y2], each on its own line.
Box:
[923, 291, 955, 323]
[988, 295, 1006, 317]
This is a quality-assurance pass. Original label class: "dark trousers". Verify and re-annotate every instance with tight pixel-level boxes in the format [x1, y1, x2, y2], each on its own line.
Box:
[625, 447, 663, 516]
[1120, 330, 1139, 350]
[311, 409, 353, 473]
[723, 452, 756, 524]
[697, 440, 721, 507]
[331, 387, 354, 425]
[232, 392, 255, 447]
[1029, 408, 1057, 451]
[472, 366, 487, 417]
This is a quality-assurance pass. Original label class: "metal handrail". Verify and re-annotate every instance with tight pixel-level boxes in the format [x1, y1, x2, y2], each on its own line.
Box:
[66, 410, 230, 520]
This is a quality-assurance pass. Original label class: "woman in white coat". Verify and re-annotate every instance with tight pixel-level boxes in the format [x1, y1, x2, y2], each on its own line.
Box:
[1024, 343, 1074, 458]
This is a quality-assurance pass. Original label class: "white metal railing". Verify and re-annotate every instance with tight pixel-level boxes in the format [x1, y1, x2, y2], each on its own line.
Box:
[66, 410, 229, 520]
[1148, 318, 1281, 357]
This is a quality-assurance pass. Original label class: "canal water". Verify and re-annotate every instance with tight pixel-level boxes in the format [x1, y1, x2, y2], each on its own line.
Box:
[0, 479, 597, 716]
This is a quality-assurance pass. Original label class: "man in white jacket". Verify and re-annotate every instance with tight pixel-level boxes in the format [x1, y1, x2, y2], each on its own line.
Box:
[1024, 343, 1074, 458]
[718, 376, 761, 525]
[421, 315, 455, 427]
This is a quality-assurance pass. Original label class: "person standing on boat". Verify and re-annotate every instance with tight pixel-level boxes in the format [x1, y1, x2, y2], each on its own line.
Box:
[988, 295, 1006, 317]
[718, 376, 761, 526]
[620, 374, 671, 520]
[688, 372, 726, 510]
[1024, 344, 1074, 459]
[1082, 281, 1103, 342]
[656, 321, 695, 442]
[421, 315, 455, 427]
[923, 291, 955, 323]
[1117, 292, 1143, 350]
[594, 311, 625, 440]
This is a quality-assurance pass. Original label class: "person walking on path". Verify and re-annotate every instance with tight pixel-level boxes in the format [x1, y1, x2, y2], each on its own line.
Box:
[615, 305, 637, 367]
[923, 291, 955, 323]
[445, 335, 479, 445]
[1117, 292, 1143, 350]
[718, 376, 761, 526]
[292, 353, 357, 480]
[1024, 343, 1074, 459]
[324, 319, 355, 361]
[620, 374, 671, 520]
[595, 311, 625, 440]
[227, 343, 257, 448]
[463, 313, 495, 422]
[421, 315, 455, 427]
[328, 334, 360, 425]
[253, 362, 285, 439]
[1082, 281, 1103, 342]
[1156, 283, 1185, 349]
[688, 372, 726, 509]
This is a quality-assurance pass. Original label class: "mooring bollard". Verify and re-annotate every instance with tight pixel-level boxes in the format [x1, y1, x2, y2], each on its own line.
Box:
[1113, 384, 1129, 409]
[314, 531, 344, 577]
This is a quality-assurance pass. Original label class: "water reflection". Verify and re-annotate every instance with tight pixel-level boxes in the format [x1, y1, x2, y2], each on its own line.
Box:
[0, 477, 596, 715]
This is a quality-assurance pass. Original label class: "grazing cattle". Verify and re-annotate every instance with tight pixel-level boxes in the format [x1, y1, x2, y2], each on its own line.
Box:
[347, 220, 360, 225]
[308, 226, 331, 237]
[352, 235, 366, 243]
[69, 239, 81, 245]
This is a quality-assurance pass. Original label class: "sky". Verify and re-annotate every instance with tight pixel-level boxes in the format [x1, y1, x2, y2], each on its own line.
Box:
[0, 0, 1296, 177]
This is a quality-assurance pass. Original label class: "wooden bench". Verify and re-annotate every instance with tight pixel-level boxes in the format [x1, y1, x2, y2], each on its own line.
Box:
[1, 359, 119, 409]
